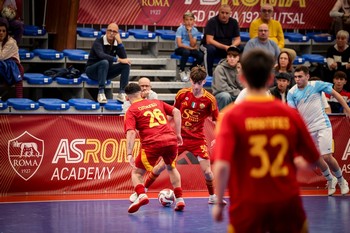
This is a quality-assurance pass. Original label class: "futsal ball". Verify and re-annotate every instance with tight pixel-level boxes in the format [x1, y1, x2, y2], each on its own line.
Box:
[1, 6, 16, 20]
[158, 188, 175, 207]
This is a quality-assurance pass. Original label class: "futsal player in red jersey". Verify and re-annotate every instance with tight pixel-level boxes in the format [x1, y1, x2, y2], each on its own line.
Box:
[124, 83, 185, 213]
[129, 66, 226, 205]
[212, 49, 322, 233]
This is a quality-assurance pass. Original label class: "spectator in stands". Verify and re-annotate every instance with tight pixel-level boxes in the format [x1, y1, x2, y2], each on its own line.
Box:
[269, 72, 290, 103]
[200, 4, 241, 77]
[249, 3, 296, 62]
[175, 11, 204, 82]
[212, 46, 243, 110]
[326, 71, 350, 113]
[326, 30, 350, 91]
[274, 51, 295, 88]
[243, 24, 280, 61]
[0, 0, 23, 45]
[86, 23, 130, 103]
[0, 20, 22, 99]
[123, 77, 158, 111]
[329, 0, 350, 35]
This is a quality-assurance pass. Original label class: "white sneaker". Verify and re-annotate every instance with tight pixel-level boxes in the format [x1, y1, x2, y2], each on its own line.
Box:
[97, 93, 107, 103]
[129, 192, 138, 203]
[208, 194, 227, 205]
[128, 193, 149, 213]
[174, 197, 185, 211]
[116, 93, 126, 103]
[339, 179, 349, 195]
[180, 71, 189, 82]
[327, 176, 338, 196]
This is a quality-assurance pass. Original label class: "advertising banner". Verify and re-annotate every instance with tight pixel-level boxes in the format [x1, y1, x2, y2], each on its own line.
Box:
[78, 0, 335, 30]
[0, 114, 349, 196]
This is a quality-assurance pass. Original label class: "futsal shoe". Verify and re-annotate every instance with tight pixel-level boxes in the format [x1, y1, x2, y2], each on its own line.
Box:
[208, 194, 227, 205]
[128, 193, 149, 213]
[327, 176, 338, 196]
[339, 179, 349, 195]
[129, 188, 147, 203]
[174, 197, 185, 211]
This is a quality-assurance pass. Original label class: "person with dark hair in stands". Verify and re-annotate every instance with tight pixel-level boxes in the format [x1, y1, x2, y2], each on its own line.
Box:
[269, 72, 290, 103]
[0, 20, 23, 99]
[86, 23, 131, 104]
[0, 0, 23, 45]
[200, 4, 241, 77]
[325, 70, 350, 113]
[273, 51, 295, 88]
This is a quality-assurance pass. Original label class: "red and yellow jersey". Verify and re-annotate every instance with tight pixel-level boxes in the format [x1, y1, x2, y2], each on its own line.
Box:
[124, 99, 177, 147]
[174, 88, 219, 140]
[213, 95, 320, 204]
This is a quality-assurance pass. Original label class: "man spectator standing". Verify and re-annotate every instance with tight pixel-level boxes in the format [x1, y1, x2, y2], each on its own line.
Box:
[243, 24, 280, 61]
[249, 3, 296, 61]
[200, 4, 241, 77]
[86, 23, 130, 103]
[212, 46, 243, 110]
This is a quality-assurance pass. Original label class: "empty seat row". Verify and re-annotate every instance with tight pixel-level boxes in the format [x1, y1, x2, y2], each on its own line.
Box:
[19, 48, 89, 61]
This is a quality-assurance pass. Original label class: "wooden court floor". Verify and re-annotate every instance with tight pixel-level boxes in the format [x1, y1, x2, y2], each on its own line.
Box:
[0, 191, 349, 233]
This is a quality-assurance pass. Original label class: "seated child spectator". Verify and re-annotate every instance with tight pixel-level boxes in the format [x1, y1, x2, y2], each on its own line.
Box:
[175, 11, 203, 82]
[325, 71, 350, 113]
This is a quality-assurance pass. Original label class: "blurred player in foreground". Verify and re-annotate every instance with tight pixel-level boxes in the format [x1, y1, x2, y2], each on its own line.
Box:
[212, 49, 322, 233]
[124, 83, 185, 213]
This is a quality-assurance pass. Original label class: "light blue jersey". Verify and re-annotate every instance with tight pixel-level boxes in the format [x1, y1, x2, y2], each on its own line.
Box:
[287, 81, 333, 132]
[175, 25, 199, 48]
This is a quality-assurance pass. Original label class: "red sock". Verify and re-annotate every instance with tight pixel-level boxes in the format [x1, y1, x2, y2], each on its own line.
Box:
[144, 172, 159, 189]
[135, 184, 146, 196]
[173, 187, 183, 198]
[206, 179, 214, 195]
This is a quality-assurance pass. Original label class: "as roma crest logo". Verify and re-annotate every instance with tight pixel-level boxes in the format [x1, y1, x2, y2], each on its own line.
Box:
[8, 131, 44, 181]
[138, 0, 174, 24]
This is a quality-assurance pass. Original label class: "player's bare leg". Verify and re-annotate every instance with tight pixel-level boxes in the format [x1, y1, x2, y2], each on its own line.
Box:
[128, 168, 149, 213]
[166, 164, 185, 211]
[323, 153, 349, 195]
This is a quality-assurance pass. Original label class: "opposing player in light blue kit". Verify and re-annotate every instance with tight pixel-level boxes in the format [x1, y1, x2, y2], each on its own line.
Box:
[287, 65, 350, 196]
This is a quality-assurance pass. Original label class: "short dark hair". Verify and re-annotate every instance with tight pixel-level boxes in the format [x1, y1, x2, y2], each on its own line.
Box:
[334, 71, 347, 80]
[294, 65, 309, 75]
[190, 65, 207, 83]
[240, 49, 274, 88]
[125, 83, 141, 95]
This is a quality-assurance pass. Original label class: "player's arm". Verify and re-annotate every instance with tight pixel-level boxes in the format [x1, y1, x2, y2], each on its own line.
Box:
[331, 89, 350, 116]
[126, 129, 137, 168]
[212, 160, 230, 222]
[172, 107, 183, 145]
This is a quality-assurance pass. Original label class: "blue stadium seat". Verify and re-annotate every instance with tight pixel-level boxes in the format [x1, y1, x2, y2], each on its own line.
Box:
[103, 100, 123, 111]
[63, 49, 89, 61]
[307, 33, 334, 42]
[196, 32, 204, 41]
[76, 27, 102, 38]
[55, 76, 83, 85]
[284, 32, 310, 42]
[23, 25, 47, 36]
[293, 56, 306, 65]
[38, 98, 70, 111]
[19, 48, 35, 60]
[100, 28, 129, 38]
[128, 29, 156, 39]
[204, 76, 213, 87]
[155, 30, 176, 40]
[68, 98, 100, 110]
[302, 54, 326, 64]
[80, 73, 111, 85]
[7, 98, 40, 110]
[170, 53, 196, 63]
[0, 100, 8, 110]
[240, 31, 250, 42]
[32, 49, 64, 60]
[24, 73, 53, 84]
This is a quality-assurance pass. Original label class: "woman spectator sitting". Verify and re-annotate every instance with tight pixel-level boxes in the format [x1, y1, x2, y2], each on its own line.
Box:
[273, 51, 295, 88]
[326, 30, 350, 91]
[0, 20, 23, 99]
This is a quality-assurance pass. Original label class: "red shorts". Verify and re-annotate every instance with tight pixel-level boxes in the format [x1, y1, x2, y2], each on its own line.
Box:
[179, 138, 209, 160]
[135, 145, 178, 171]
[229, 195, 307, 233]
